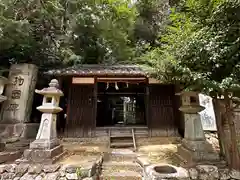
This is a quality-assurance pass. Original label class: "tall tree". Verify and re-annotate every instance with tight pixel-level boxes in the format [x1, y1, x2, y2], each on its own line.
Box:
[0, 0, 137, 69]
[143, 0, 240, 170]
[133, 0, 169, 46]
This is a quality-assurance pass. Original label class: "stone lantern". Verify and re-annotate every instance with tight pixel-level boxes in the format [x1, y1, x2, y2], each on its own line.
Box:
[0, 76, 8, 151]
[176, 91, 219, 163]
[177, 91, 205, 141]
[23, 79, 64, 163]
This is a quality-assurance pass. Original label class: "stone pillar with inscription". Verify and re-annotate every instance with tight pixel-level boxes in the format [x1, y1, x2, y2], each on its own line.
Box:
[176, 91, 219, 165]
[0, 64, 38, 139]
[22, 79, 64, 164]
[0, 76, 23, 164]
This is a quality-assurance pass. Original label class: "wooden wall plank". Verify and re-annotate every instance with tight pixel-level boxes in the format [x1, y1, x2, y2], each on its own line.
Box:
[65, 84, 96, 137]
[148, 84, 178, 136]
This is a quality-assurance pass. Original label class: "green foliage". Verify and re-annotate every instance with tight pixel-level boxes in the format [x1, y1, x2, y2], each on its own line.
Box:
[76, 167, 82, 178]
[145, 0, 240, 95]
[133, 0, 170, 46]
[0, 0, 137, 69]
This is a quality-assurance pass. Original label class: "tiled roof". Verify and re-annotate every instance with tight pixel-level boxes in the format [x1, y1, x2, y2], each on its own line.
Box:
[45, 64, 149, 76]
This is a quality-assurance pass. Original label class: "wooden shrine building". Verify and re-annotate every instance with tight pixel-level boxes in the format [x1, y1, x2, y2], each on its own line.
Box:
[46, 65, 182, 138]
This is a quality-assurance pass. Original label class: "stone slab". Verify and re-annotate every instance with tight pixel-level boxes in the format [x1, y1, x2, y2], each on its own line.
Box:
[177, 145, 219, 164]
[182, 139, 216, 152]
[23, 145, 63, 164]
[0, 151, 22, 164]
[100, 170, 142, 180]
[136, 156, 151, 168]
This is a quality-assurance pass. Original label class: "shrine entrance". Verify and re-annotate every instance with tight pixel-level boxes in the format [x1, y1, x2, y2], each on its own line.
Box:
[96, 81, 147, 127]
[46, 64, 180, 138]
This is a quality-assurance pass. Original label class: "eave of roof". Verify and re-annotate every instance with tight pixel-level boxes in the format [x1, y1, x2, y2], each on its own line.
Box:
[45, 64, 151, 77]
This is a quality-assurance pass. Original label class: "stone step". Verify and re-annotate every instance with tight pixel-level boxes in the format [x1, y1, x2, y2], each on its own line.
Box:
[110, 138, 133, 144]
[106, 149, 137, 161]
[110, 142, 134, 148]
[110, 135, 132, 138]
[0, 151, 22, 164]
[5, 139, 32, 151]
[105, 154, 136, 162]
[100, 170, 142, 180]
[102, 161, 142, 173]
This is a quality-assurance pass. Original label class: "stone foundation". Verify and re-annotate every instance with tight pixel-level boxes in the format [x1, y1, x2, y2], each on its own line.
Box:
[177, 143, 219, 163]
[0, 159, 239, 180]
[0, 157, 103, 180]
[21, 145, 65, 164]
[142, 163, 240, 180]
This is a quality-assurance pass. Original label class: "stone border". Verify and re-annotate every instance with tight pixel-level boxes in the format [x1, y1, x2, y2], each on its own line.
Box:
[143, 163, 189, 180]
[137, 157, 240, 180]
[0, 156, 103, 180]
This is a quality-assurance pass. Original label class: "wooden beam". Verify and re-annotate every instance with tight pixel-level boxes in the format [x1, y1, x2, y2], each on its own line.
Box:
[148, 78, 161, 84]
[72, 77, 95, 84]
[97, 77, 146, 82]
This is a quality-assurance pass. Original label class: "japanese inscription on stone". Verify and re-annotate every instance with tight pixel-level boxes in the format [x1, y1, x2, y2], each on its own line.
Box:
[6, 76, 25, 111]
[6, 104, 19, 111]
[0, 64, 38, 123]
[199, 93, 217, 131]
[13, 76, 24, 86]
[11, 90, 21, 99]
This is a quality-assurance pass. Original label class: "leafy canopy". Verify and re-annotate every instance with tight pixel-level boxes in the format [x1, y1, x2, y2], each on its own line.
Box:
[0, 0, 137, 69]
[144, 0, 240, 95]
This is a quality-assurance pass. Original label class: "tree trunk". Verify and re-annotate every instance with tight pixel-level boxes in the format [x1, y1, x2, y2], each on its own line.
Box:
[212, 98, 226, 159]
[224, 91, 240, 171]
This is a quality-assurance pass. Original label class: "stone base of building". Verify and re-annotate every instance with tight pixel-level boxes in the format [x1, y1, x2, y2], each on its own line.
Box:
[0, 150, 22, 164]
[19, 145, 65, 164]
[177, 144, 219, 165]
[0, 123, 39, 140]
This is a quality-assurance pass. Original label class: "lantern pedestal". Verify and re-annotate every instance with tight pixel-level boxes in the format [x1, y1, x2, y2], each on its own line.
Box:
[19, 79, 65, 164]
[176, 91, 219, 165]
[22, 145, 63, 164]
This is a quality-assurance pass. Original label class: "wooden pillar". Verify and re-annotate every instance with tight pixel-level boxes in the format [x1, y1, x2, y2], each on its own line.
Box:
[92, 78, 98, 137]
[145, 82, 150, 137]
[174, 84, 183, 136]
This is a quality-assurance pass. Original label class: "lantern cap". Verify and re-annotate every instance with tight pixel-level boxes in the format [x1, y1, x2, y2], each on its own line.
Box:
[35, 79, 63, 96]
